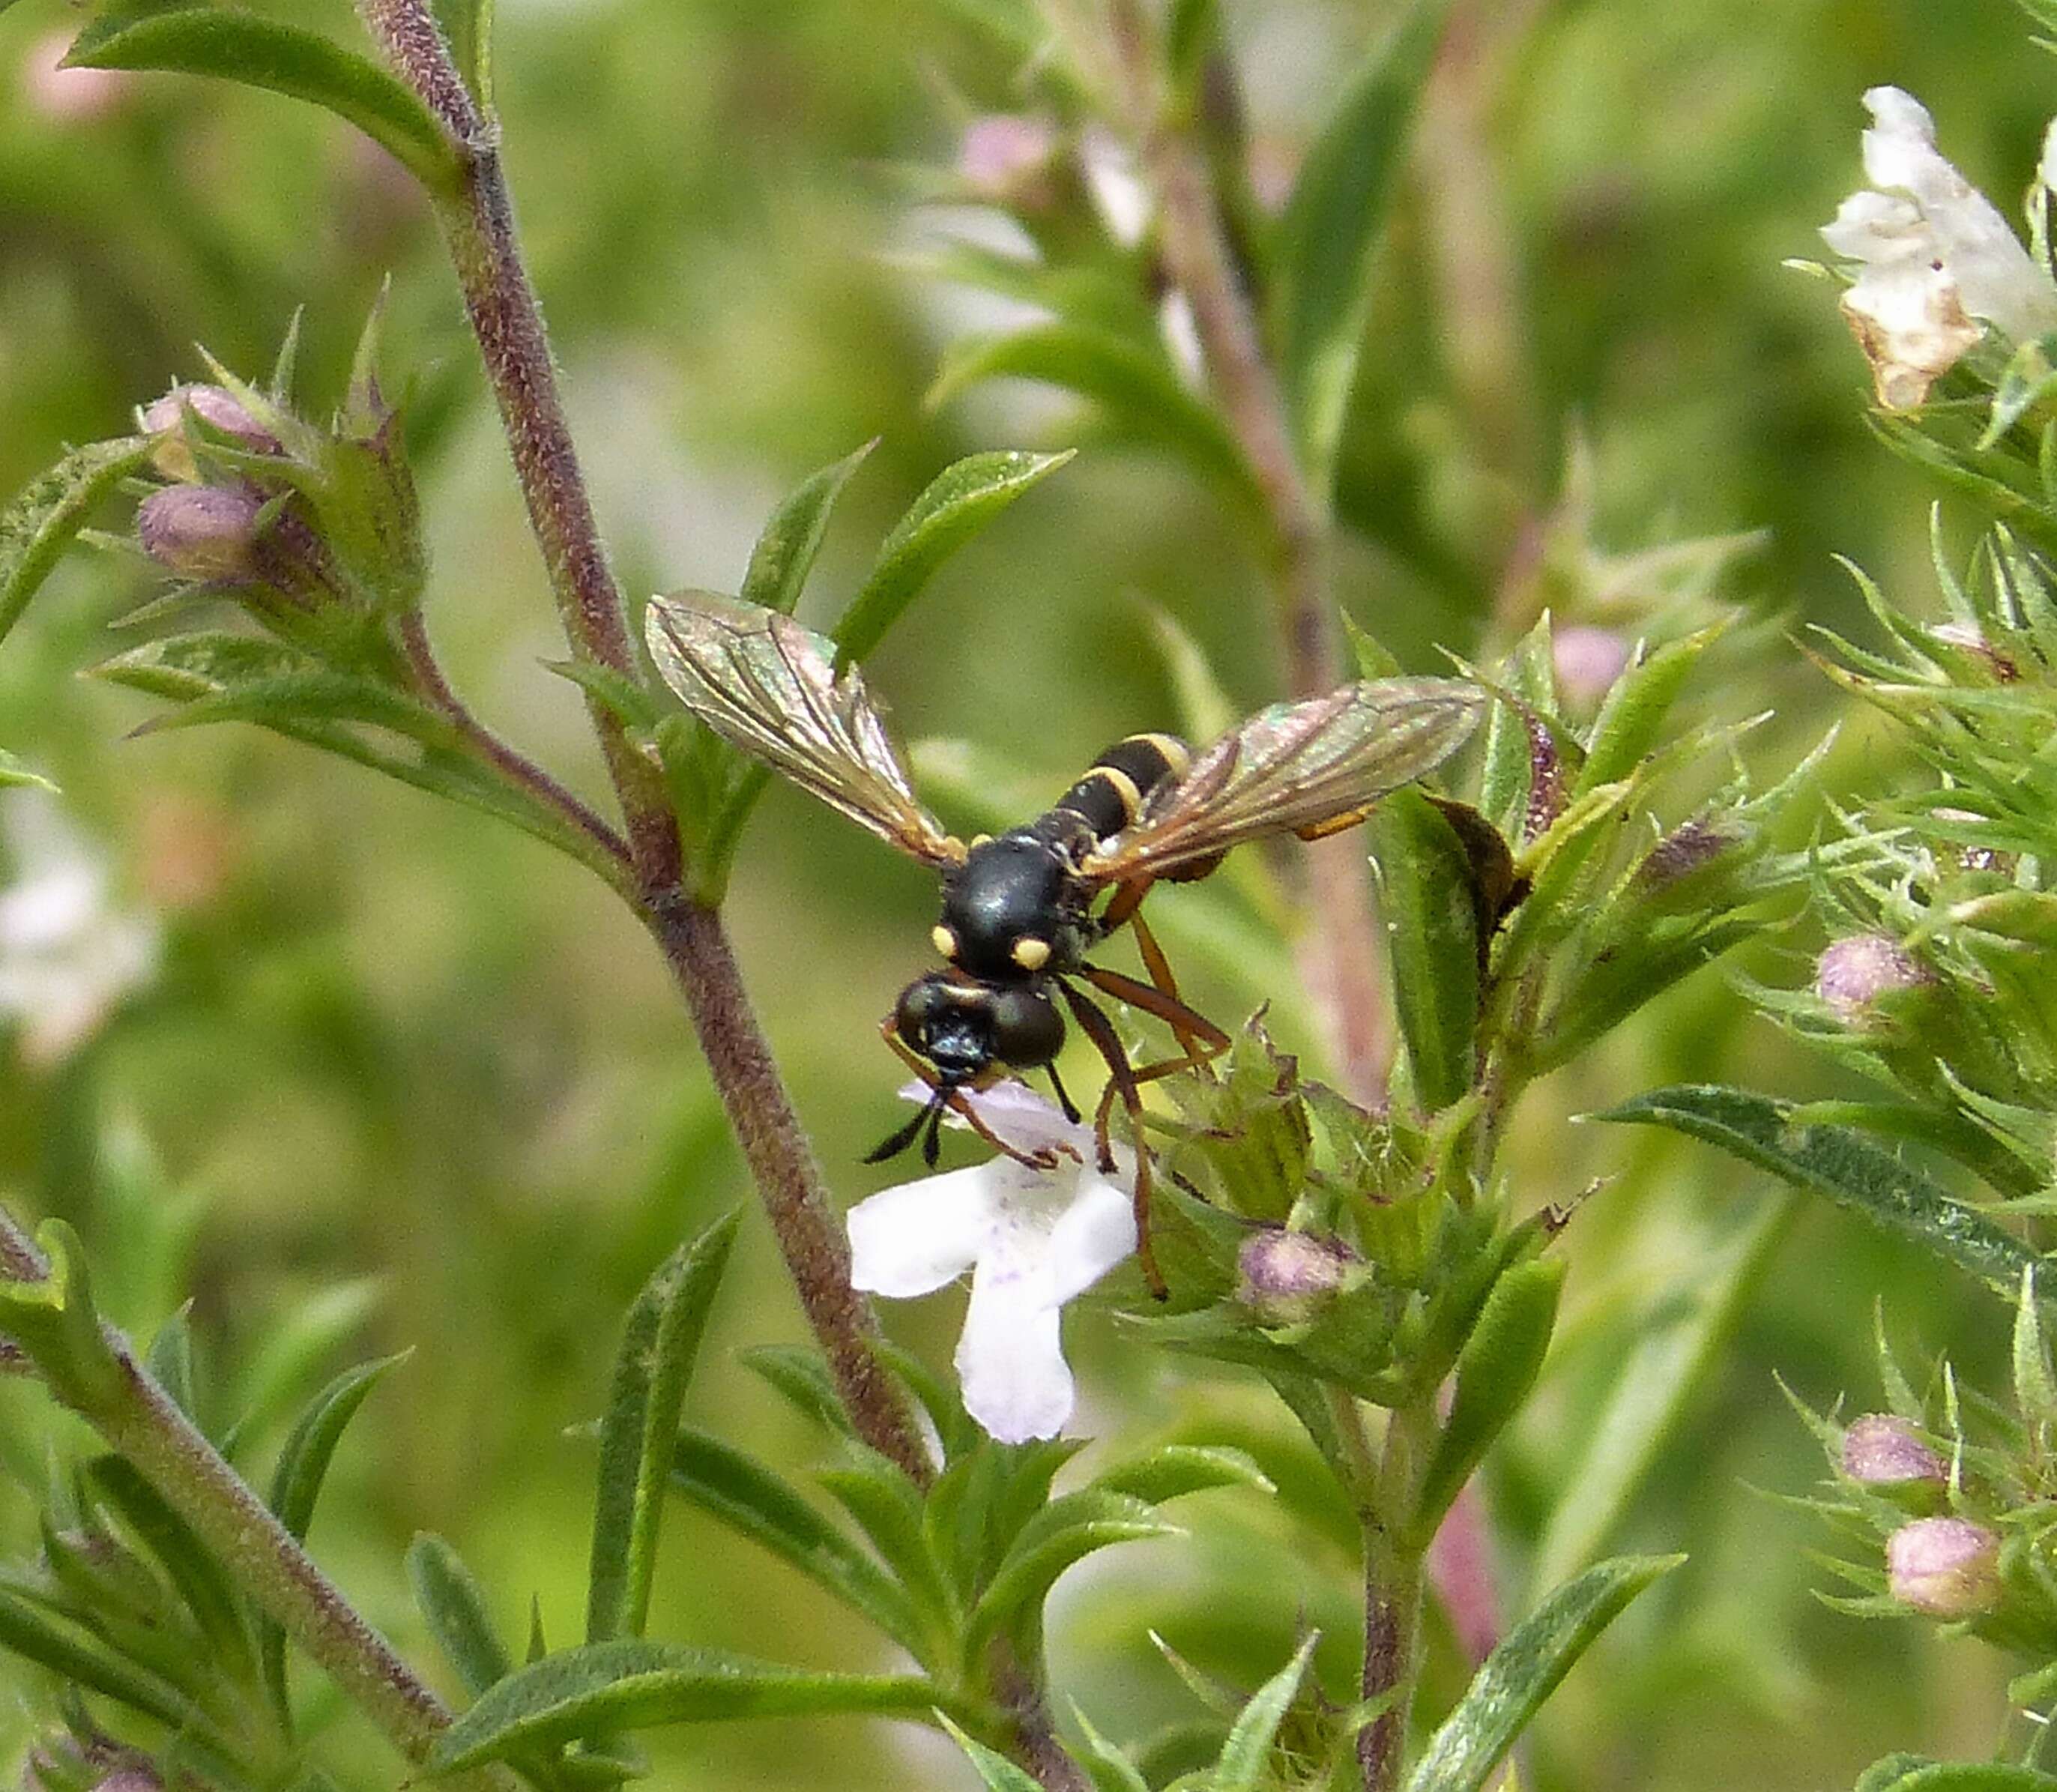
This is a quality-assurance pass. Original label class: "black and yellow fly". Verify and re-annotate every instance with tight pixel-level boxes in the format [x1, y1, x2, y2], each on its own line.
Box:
[647, 590, 1483, 1291]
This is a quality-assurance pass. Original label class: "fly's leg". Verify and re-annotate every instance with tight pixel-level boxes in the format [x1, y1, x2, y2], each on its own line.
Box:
[1057, 980, 1167, 1300]
[875, 1016, 1066, 1168]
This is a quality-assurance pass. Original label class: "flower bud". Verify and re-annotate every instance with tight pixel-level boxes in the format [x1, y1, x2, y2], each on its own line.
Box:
[19, 28, 135, 123]
[1930, 621, 2019, 683]
[1632, 818, 1736, 894]
[136, 486, 264, 582]
[1842, 1414, 1946, 1488]
[1814, 933, 1933, 1019]
[1237, 1228, 1353, 1324]
[142, 384, 280, 482]
[958, 115, 1062, 211]
[1553, 625, 1631, 709]
[1887, 1515, 2001, 1617]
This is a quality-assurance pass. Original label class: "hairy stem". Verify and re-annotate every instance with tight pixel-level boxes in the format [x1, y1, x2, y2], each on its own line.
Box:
[1360, 1397, 1435, 1792]
[1103, 0, 1391, 1103]
[0, 1211, 518, 1792]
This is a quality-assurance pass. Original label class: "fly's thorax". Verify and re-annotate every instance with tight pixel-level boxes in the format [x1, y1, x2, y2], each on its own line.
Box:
[893, 971, 1066, 1075]
[933, 830, 1087, 978]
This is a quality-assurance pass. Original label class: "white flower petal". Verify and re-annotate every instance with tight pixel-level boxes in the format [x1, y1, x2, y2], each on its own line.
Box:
[847, 1163, 997, 1297]
[1841, 261, 1981, 408]
[1042, 1174, 1138, 1304]
[957, 1255, 1074, 1443]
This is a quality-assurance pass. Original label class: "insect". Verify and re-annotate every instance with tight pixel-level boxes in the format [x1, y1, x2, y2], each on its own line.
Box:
[647, 590, 1484, 1294]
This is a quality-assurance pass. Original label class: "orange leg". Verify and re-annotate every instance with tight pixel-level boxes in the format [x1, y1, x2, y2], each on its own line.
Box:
[1057, 980, 1168, 1300]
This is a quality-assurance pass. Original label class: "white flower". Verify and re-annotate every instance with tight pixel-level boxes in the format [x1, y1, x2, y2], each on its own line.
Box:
[846, 1082, 1136, 1445]
[1820, 86, 2057, 408]
[0, 792, 159, 1066]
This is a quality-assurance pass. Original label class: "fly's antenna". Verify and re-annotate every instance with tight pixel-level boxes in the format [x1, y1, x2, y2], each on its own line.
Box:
[863, 1084, 950, 1166]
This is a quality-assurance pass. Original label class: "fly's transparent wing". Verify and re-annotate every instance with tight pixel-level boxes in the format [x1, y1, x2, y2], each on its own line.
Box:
[646, 591, 961, 865]
[1081, 678, 1485, 879]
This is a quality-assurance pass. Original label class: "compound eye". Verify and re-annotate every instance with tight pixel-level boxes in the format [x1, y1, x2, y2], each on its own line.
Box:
[894, 974, 953, 1045]
[989, 986, 1064, 1069]
[1010, 935, 1051, 971]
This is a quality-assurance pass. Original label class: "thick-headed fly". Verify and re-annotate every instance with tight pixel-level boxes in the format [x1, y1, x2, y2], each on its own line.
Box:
[647, 591, 1484, 1294]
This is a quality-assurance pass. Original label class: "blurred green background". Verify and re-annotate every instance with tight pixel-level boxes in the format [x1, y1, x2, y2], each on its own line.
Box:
[0, 0, 2044, 1785]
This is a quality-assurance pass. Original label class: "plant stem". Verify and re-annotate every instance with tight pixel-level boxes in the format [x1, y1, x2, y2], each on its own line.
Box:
[1103, 0, 1391, 1104]
[0, 1210, 519, 1792]
[350, 0, 931, 1485]
[1360, 1397, 1434, 1792]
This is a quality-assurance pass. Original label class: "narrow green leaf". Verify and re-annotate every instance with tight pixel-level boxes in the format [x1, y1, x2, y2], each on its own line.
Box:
[1272, 0, 1455, 491]
[425, 1639, 954, 1773]
[2016, 1267, 2057, 1426]
[831, 450, 1072, 666]
[408, 1534, 515, 1700]
[431, 0, 493, 109]
[1574, 625, 1721, 796]
[741, 441, 875, 615]
[1089, 1445, 1274, 1506]
[937, 1714, 1047, 1792]
[145, 1306, 199, 1424]
[668, 1428, 928, 1658]
[0, 748, 55, 791]
[1594, 1085, 2043, 1302]
[1408, 1258, 1564, 1546]
[964, 1491, 1179, 1659]
[817, 1447, 959, 1640]
[0, 1583, 199, 1731]
[548, 657, 663, 734]
[928, 329, 1254, 508]
[1528, 1196, 1795, 1598]
[67, 10, 462, 196]
[740, 1344, 860, 1439]
[1400, 1554, 1682, 1792]
[259, 1353, 406, 1725]
[1862, 1768, 2057, 1792]
[88, 1455, 253, 1678]
[586, 1211, 739, 1644]
[1368, 787, 1481, 1111]
[1214, 1633, 1318, 1791]
[0, 1221, 124, 1411]
[0, 437, 156, 647]
[1069, 1704, 1150, 1792]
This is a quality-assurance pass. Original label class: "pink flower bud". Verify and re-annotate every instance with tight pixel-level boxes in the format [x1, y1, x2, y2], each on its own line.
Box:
[142, 384, 280, 481]
[1814, 934, 1933, 1018]
[1842, 1414, 1945, 1487]
[1887, 1515, 2001, 1617]
[19, 28, 135, 123]
[958, 115, 1060, 209]
[1553, 625, 1631, 708]
[1237, 1229, 1353, 1323]
[137, 486, 263, 582]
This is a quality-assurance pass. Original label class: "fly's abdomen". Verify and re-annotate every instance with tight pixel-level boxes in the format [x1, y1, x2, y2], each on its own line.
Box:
[1051, 733, 1190, 844]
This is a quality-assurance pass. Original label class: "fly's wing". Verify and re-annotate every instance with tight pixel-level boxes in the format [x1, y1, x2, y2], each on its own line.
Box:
[646, 591, 962, 866]
[1081, 678, 1485, 879]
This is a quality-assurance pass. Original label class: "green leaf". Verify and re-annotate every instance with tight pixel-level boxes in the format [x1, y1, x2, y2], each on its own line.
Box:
[928, 329, 1254, 508]
[67, 10, 462, 196]
[0, 1221, 124, 1411]
[408, 1534, 514, 1701]
[2015, 1267, 2057, 1426]
[424, 1639, 955, 1773]
[1368, 787, 1481, 1111]
[1862, 1769, 2057, 1792]
[431, 0, 493, 109]
[739, 1344, 860, 1439]
[88, 1455, 253, 1679]
[740, 441, 875, 615]
[260, 1353, 407, 1725]
[1089, 1445, 1274, 1506]
[0, 1582, 201, 1731]
[1069, 1704, 1150, 1792]
[145, 1306, 199, 1424]
[1271, 0, 1455, 492]
[831, 450, 1072, 666]
[1594, 1085, 2044, 1303]
[1213, 1633, 1317, 1791]
[1400, 1554, 1682, 1792]
[0, 747, 54, 791]
[1574, 625, 1721, 797]
[1527, 1196, 1795, 1599]
[817, 1447, 959, 1641]
[667, 1428, 928, 1659]
[964, 1491, 1179, 1659]
[0, 436, 156, 648]
[937, 1714, 1047, 1792]
[587, 1212, 739, 1644]
[1408, 1258, 1563, 1545]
